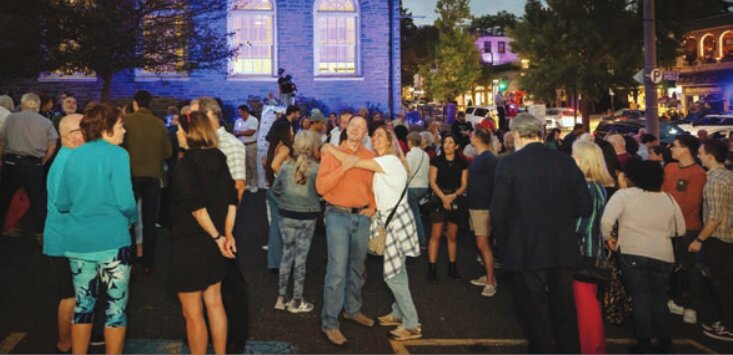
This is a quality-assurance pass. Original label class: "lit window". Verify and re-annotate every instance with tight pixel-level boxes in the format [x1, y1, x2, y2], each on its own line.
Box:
[230, 0, 275, 76]
[315, 0, 359, 76]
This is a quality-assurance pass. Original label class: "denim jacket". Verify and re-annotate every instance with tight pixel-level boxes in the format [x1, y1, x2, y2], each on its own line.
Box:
[271, 160, 321, 213]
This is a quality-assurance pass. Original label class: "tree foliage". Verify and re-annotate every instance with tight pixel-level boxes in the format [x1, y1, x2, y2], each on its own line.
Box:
[421, 0, 481, 101]
[400, 6, 440, 88]
[40, 0, 236, 101]
[509, 0, 728, 127]
[468, 10, 518, 35]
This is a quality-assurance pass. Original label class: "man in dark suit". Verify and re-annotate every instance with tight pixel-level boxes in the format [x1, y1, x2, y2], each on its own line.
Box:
[491, 113, 592, 353]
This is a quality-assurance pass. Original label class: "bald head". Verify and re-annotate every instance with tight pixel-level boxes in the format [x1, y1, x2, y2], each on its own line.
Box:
[59, 114, 85, 148]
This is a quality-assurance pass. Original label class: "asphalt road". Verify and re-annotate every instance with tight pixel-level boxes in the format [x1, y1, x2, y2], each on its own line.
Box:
[2, 190, 733, 354]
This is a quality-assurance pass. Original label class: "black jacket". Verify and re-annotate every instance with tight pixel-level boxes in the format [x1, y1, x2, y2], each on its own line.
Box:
[490, 142, 592, 272]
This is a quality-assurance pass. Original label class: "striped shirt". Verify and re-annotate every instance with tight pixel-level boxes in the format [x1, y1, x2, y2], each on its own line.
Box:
[703, 167, 733, 243]
[217, 126, 246, 181]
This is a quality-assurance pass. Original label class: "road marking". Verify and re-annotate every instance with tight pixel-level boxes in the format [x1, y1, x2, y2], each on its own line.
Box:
[0, 333, 26, 354]
[390, 338, 718, 354]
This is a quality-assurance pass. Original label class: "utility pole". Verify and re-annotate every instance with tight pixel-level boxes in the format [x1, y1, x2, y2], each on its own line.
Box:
[643, 0, 659, 137]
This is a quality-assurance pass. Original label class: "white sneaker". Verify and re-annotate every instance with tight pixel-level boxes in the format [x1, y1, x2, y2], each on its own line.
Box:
[262, 245, 269, 251]
[683, 309, 698, 324]
[667, 300, 684, 315]
[481, 283, 497, 297]
[470, 276, 487, 286]
[274, 296, 287, 311]
[287, 299, 314, 314]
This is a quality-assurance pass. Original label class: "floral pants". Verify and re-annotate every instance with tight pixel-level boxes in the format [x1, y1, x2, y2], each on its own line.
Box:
[69, 246, 132, 328]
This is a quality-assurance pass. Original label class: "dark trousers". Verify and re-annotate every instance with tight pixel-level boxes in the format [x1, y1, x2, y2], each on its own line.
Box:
[619, 253, 673, 341]
[672, 231, 710, 314]
[133, 177, 160, 269]
[513, 267, 580, 354]
[0, 158, 47, 233]
[705, 238, 733, 327]
[497, 106, 507, 131]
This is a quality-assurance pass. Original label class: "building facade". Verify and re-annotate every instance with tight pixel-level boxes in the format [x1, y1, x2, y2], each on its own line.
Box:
[0, 0, 402, 119]
[675, 13, 733, 113]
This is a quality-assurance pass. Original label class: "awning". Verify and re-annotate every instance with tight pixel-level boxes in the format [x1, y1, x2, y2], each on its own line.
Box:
[677, 69, 733, 86]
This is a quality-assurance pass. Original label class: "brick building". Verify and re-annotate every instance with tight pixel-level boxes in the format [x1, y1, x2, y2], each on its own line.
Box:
[0, 0, 402, 119]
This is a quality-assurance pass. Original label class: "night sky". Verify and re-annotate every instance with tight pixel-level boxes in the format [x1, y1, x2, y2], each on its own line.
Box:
[403, 0, 527, 26]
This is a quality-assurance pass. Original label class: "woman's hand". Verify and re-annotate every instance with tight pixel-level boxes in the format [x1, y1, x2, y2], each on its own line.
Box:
[606, 239, 618, 252]
[216, 237, 236, 259]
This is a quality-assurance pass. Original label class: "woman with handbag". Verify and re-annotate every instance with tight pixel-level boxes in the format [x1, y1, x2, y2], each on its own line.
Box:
[601, 160, 686, 353]
[571, 140, 615, 354]
[427, 133, 468, 281]
[322, 126, 422, 341]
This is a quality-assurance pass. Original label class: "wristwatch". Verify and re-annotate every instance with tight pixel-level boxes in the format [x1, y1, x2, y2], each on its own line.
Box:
[213, 234, 224, 242]
[695, 237, 705, 243]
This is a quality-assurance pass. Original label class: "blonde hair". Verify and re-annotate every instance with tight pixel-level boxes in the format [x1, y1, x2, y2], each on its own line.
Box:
[181, 111, 219, 149]
[572, 140, 614, 187]
[374, 127, 410, 175]
[292, 131, 314, 185]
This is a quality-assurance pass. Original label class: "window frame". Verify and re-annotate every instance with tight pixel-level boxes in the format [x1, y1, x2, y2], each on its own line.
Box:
[498, 41, 506, 54]
[313, 0, 361, 78]
[228, 0, 278, 79]
[483, 41, 491, 53]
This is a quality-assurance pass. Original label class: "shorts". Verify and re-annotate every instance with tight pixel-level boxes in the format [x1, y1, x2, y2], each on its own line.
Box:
[469, 210, 491, 237]
[48, 256, 75, 300]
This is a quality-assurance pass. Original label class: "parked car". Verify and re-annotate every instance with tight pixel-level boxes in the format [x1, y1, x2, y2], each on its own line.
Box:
[602, 109, 645, 121]
[678, 114, 733, 138]
[465, 105, 497, 128]
[545, 107, 580, 130]
[594, 119, 684, 145]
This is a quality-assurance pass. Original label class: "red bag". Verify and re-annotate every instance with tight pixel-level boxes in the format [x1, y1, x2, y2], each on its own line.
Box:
[4, 190, 30, 233]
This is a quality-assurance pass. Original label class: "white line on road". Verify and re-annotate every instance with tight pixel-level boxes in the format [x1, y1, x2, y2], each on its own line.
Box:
[0, 333, 27, 354]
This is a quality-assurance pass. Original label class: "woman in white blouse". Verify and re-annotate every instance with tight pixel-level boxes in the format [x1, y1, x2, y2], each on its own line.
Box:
[601, 159, 685, 353]
[323, 126, 422, 341]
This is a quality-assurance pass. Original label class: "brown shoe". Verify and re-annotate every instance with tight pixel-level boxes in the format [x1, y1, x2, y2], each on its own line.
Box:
[390, 326, 422, 341]
[322, 328, 347, 346]
[343, 312, 375, 327]
[378, 314, 402, 326]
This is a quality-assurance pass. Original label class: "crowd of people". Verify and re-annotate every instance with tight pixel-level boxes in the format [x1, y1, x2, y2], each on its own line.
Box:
[0, 89, 732, 354]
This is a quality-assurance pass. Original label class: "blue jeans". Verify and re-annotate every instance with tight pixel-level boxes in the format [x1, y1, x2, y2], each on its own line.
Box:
[321, 207, 370, 330]
[619, 253, 673, 340]
[278, 217, 316, 300]
[267, 189, 282, 269]
[407, 188, 428, 246]
[385, 257, 420, 329]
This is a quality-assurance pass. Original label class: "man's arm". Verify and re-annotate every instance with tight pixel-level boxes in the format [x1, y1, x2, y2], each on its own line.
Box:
[42, 142, 57, 165]
[690, 181, 729, 252]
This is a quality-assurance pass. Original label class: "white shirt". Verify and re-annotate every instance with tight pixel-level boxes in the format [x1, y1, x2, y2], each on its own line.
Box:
[601, 187, 686, 263]
[0, 106, 10, 132]
[216, 127, 247, 181]
[329, 127, 342, 145]
[406, 147, 429, 189]
[233, 116, 259, 144]
[373, 155, 408, 212]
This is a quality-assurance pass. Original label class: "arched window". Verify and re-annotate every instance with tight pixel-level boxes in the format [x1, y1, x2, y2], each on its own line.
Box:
[720, 30, 733, 62]
[230, 0, 276, 76]
[314, 0, 359, 76]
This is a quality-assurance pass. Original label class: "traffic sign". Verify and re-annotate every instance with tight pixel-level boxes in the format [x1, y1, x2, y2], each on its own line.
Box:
[663, 70, 679, 81]
[634, 69, 645, 84]
[650, 68, 663, 84]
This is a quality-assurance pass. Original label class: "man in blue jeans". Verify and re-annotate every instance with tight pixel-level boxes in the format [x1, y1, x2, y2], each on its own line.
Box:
[316, 116, 377, 346]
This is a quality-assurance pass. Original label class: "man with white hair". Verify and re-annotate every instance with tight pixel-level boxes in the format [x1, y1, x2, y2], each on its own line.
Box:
[0, 95, 14, 131]
[0, 92, 59, 235]
[606, 134, 632, 170]
[44, 113, 84, 353]
[491, 113, 591, 353]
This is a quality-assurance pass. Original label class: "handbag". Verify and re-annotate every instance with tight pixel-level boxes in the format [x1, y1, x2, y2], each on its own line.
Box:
[369, 155, 423, 256]
[665, 192, 687, 299]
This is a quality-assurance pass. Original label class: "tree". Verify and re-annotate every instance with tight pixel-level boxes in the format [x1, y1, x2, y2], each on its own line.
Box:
[0, 0, 43, 80]
[510, 0, 729, 129]
[468, 10, 518, 35]
[420, 0, 481, 102]
[42, 0, 236, 101]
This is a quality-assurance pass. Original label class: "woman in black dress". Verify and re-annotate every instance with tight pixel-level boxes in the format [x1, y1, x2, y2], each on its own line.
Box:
[170, 111, 237, 355]
[427, 133, 468, 281]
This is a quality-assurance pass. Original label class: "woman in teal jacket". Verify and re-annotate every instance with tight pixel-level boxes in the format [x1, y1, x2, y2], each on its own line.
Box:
[55, 103, 136, 354]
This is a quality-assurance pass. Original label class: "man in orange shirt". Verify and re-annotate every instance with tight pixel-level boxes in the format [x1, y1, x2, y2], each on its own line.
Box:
[662, 134, 707, 324]
[317, 116, 377, 346]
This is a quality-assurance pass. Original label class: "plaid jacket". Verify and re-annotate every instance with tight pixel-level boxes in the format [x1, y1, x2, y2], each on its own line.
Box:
[371, 202, 420, 279]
